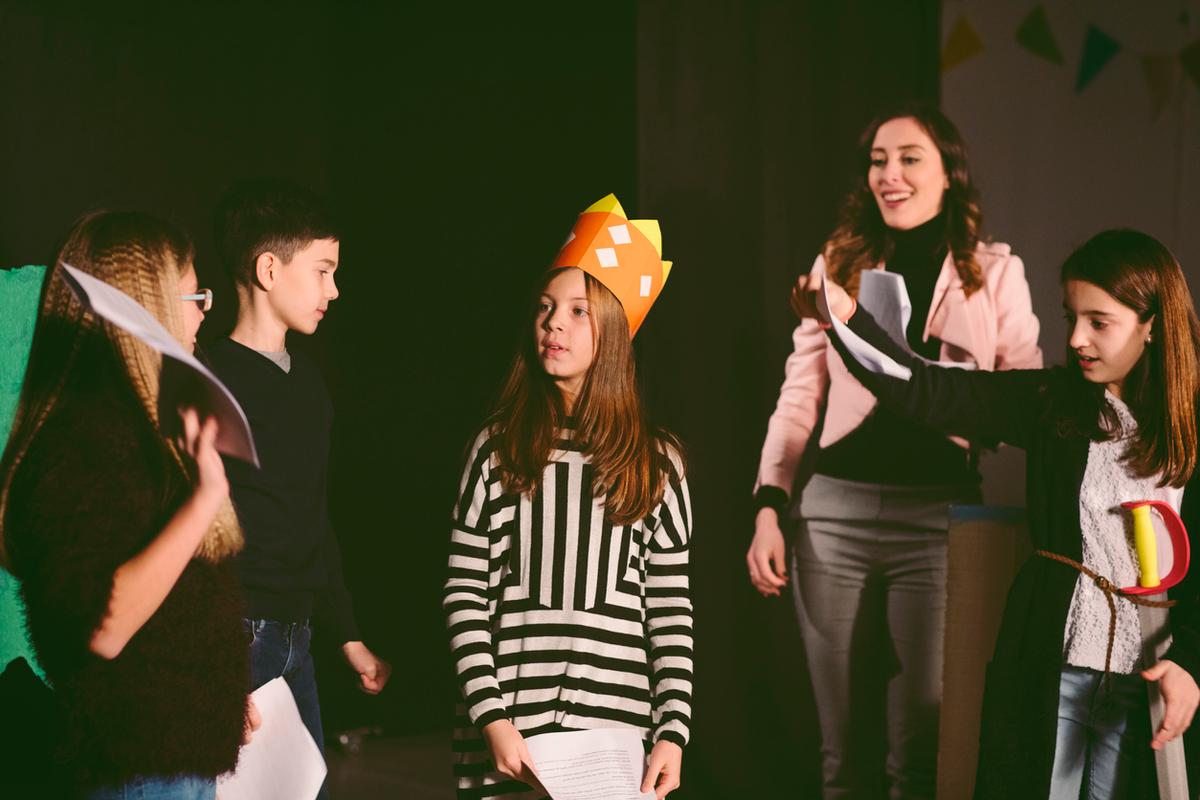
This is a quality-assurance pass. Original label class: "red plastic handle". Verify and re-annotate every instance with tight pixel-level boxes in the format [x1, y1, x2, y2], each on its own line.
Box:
[1120, 500, 1190, 595]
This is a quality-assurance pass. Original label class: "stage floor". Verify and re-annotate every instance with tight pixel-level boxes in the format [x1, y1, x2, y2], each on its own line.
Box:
[326, 731, 454, 800]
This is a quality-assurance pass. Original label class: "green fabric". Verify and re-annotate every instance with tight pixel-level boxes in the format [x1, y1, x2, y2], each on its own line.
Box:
[0, 265, 47, 680]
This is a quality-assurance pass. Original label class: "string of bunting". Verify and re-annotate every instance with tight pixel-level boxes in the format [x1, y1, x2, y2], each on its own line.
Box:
[941, 3, 1200, 117]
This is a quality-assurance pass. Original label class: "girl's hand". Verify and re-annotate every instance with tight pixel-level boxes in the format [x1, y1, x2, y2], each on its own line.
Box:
[482, 720, 543, 790]
[641, 740, 683, 799]
[178, 408, 228, 503]
[746, 508, 788, 597]
[1142, 659, 1200, 749]
[790, 273, 854, 324]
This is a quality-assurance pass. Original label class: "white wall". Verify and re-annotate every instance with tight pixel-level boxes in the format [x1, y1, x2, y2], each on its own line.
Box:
[942, 0, 1200, 505]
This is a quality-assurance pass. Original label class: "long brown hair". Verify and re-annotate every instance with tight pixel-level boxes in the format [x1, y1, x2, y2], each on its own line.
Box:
[489, 268, 682, 525]
[825, 103, 984, 297]
[1059, 229, 1200, 487]
[0, 211, 243, 566]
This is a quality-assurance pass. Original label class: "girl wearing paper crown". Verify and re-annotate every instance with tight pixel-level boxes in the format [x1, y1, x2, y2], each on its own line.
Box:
[443, 194, 692, 799]
[746, 104, 1044, 798]
[792, 229, 1200, 799]
[0, 212, 255, 799]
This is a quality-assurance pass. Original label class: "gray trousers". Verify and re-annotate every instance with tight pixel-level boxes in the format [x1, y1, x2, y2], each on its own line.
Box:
[791, 474, 979, 800]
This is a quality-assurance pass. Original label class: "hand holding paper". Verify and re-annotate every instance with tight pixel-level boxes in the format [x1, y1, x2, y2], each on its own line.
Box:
[640, 740, 682, 799]
[790, 271, 852, 324]
[217, 678, 326, 800]
[483, 720, 545, 794]
[796, 262, 984, 384]
[177, 408, 229, 504]
[59, 263, 259, 466]
[524, 728, 657, 800]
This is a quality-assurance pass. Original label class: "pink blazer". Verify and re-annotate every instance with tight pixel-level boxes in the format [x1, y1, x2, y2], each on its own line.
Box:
[755, 241, 1044, 495]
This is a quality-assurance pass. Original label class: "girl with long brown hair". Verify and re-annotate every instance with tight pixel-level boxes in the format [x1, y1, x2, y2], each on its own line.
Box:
[746, 103, 1044, 798]
[795, 228, 1200, 798]
[443, 195, 693, 800]
[0, 212, 252, 799]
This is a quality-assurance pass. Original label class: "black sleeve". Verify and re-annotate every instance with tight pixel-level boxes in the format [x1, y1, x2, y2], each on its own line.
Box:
[315, 454, 360, 645]
[830, 307, 1053, 450]
[1165, 597, 1200, 681]
[1164, 488, 1200, 679]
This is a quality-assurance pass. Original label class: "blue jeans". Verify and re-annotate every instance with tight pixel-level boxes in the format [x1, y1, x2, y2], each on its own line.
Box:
[1049, 665, 1149, 800]
[245, 619, 329, 799]
[83, 775, 214, 800]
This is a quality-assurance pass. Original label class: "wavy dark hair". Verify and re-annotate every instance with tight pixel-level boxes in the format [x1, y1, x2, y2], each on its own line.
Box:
[488, 268, 683, 525]
[1054, 230, 1200, 487]
[825, 103, 984, 297]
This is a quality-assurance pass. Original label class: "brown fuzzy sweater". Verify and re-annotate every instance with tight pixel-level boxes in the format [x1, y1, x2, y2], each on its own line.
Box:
[4, 336, 249, 790]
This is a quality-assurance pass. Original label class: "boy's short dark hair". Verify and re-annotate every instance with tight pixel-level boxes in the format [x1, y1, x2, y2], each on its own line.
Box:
[214, 178, 341, 288]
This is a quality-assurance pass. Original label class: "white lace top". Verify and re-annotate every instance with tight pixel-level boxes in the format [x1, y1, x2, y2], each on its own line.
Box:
[1062, 392, 1185, 673]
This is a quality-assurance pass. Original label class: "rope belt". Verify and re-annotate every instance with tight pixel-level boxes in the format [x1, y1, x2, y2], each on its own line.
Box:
[1035, 549, 1175, 678]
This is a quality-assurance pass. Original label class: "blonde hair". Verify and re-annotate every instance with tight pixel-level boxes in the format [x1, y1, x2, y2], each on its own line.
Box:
[0, 211, 242, 566]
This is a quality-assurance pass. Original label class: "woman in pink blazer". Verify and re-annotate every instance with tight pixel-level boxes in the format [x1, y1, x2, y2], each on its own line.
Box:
[746, 105, 1043, 799]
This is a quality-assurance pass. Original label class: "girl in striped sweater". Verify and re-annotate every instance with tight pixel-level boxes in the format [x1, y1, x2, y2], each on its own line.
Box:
[443, 195, 693, 800]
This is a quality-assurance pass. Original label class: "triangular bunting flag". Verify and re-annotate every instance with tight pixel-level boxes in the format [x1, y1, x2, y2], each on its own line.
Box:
[1141, 55, 1177, 118]
[1016, 5, 1063, 65]
[942, 16, 984, 72]
[1182, 40, 1200, 91]
[1075, 26, 1121, 93]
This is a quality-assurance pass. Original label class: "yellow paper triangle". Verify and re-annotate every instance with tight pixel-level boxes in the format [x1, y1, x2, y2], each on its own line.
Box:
[662, 261, 673, 284]
[630, 219, 662, 255]
[942, 15, 984, 72]
[584, 193, 624, 216]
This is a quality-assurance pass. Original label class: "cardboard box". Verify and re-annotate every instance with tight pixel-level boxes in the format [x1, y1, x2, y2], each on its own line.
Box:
[937, 506, 1030, 799]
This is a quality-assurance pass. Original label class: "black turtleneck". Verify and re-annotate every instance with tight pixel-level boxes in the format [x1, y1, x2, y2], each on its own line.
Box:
[815, 212, 979, 487]
[887, 211, 948, 358]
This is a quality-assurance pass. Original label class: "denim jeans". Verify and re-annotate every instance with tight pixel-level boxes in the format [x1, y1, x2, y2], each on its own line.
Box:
[82, 775, 214, 800]
[244, 618, 329, 799]
[1049, 665, 1149, 800]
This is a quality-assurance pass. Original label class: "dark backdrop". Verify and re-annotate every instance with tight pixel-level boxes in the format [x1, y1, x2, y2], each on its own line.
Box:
[0, 3, 937, 797]
[635, 4, 939, 796]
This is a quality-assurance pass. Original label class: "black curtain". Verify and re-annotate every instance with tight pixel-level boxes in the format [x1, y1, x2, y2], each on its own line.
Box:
[636, 4, 939, 796]
[1, 2, 939, 797]
[0, 0, 637, 737]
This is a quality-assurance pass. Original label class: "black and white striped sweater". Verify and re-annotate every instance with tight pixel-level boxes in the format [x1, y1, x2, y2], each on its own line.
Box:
[444, 425, 693, 797]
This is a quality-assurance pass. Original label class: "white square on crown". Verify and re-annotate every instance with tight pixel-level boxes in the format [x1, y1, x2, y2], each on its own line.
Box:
[640, 275, 652, 297]
[596, 247, 619, 268]
[608, 224, 631, 245]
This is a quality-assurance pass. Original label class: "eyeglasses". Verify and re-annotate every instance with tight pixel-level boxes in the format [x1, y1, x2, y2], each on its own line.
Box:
[181, 288, 213, 312]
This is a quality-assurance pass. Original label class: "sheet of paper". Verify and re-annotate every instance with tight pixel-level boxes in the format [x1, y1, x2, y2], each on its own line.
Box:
[525, 728, 656, 800]
[821, 267, 914, 381]
[216, 677, 327, 800]
[59, 264, 259, 466]
[858, 270, 978, 370]
[820, 267, 978, 382]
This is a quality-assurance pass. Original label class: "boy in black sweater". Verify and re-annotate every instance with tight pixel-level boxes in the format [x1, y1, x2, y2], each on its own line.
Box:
[207, 180, 390, 797]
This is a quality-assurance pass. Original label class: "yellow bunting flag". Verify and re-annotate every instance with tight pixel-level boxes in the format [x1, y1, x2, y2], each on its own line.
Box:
[1141, 55, 1178, 118]
[941, 16, 984, 73]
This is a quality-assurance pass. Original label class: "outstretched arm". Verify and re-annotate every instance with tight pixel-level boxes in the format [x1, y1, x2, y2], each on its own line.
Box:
[793, 273, 1051, 450]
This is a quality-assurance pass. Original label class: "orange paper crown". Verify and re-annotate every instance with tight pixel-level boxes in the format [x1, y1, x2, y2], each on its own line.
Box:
[550, 194, 672, 337]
